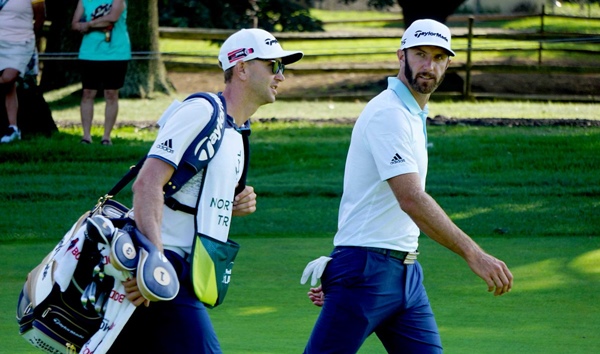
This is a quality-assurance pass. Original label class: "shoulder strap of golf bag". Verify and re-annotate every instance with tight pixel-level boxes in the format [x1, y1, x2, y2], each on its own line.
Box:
[234, 121, 251, 196]
[102, 92, 223, 203]
[163, 92, 227, 197]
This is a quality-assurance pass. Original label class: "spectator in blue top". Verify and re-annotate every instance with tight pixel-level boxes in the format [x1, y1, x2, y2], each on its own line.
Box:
[71, 0, 131, 145]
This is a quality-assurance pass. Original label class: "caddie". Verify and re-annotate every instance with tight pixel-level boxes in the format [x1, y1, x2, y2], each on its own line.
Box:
[300, 19, 513, 353]
[108, 28, 303, 353]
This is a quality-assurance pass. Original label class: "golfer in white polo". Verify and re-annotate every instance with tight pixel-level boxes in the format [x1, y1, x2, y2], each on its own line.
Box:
[301, 19, 513, 353]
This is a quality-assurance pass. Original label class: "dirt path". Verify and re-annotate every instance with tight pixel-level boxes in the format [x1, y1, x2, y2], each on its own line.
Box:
[164, 70, 599, 127]
[167, 71, 600, 99]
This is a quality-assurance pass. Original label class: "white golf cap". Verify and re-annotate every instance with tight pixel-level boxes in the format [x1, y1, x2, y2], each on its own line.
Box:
[401, 19, 455, 56]
[218, 28, 304, 71]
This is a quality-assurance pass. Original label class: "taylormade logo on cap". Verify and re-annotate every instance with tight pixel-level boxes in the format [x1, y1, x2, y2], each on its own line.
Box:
[414, 30, 449, 42]
[218, 28, 304, 71]
[401, 19, 455, 56]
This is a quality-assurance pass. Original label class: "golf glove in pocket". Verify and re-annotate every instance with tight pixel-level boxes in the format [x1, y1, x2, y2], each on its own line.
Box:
[300, 256, 332, 286]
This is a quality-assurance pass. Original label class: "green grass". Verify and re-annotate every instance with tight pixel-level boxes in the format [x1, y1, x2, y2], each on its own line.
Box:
[3, 236, 600, 353]
[157, 4, 600, 65]
[310, 8, 402, 23]
[44, 84, 600, 124]
[549, 2, 600, 18]
[160, 38, 598, 71]
[505, 15, 600, 33]
[300, 5, 600, 64]
[160, 35, 598, 66]
[310, 3, 600, 27]
[311, 3, 600, 35]
[253, 100, 600, 120]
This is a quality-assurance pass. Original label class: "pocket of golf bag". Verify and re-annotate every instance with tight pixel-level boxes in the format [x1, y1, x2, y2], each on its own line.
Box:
[190, 234, 240, 308]
[18, 282, 104, 353]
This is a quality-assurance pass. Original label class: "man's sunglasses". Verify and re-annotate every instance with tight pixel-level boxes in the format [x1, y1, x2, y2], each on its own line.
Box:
[260, 59, 285, 75]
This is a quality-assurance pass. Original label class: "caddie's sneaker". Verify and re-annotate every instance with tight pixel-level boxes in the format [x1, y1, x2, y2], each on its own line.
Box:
[1, 126, 21, 143]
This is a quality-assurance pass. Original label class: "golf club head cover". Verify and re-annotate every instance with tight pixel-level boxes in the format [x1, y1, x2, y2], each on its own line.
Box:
[131, 228, 179, 302]
[85, 215, 115, 245]
[110, 229, 138, 271]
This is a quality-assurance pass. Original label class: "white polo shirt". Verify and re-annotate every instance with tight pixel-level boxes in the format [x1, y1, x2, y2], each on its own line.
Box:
[147, 96, 245, 254]
[333, 77, 429, 252]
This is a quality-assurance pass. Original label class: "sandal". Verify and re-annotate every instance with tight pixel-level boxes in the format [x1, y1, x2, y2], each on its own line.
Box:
[101, 139, 112, 146]
[80, 139, 92, 144]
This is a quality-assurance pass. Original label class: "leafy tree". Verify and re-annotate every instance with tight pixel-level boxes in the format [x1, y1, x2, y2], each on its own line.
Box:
[158, 0, 323, 32]
[257, 0, 324, 32]
[339, 0, 467, 27]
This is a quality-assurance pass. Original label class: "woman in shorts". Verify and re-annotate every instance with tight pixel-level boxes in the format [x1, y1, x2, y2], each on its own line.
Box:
[71, 0, 131, 145]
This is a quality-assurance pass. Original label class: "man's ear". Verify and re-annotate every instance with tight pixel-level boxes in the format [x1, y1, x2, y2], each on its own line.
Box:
[235, 61, 249, 80]
[396, 49, 405, 62]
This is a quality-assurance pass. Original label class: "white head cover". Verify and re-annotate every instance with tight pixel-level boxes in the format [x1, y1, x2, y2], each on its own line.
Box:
[218, 28, 304, 71]
[401, 19, 455, 56]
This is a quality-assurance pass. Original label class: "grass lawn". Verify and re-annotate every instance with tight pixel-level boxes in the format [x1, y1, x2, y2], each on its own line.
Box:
[3, 236, 600, 353]
[43, 83, 600, 126]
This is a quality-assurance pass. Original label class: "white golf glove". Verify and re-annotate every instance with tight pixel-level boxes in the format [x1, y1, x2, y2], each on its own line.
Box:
[300, 256, 332, 286]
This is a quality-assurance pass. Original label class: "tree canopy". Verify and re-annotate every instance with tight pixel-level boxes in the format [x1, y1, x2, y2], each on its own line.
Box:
[158, 0, 323, 32]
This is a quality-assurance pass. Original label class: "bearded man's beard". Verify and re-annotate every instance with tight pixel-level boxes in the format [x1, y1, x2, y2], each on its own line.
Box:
[404, 60, 445, 94]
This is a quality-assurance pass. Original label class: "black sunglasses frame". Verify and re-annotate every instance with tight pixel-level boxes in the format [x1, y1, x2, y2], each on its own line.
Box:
[258, 59, 285, 75]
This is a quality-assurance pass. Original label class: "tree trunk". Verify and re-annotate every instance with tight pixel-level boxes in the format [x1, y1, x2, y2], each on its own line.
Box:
[121, 0, 173, 98]
[397, 0, 465, 28]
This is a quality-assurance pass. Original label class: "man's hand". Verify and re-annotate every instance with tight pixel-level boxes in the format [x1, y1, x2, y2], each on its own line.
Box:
[232, 185, 257, 216]
[307, 285, 324, 307]
[122, 277, 150, 307]
[467, 252, 513, 296]
[387, 173, 514, 297]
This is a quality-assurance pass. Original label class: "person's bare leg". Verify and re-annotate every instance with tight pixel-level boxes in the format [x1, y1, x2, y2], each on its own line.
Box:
[102, 89, 119, 144]
[5, 83, 18, 127]
[81, 88, 97, 142]
[1, 68, 20, 128]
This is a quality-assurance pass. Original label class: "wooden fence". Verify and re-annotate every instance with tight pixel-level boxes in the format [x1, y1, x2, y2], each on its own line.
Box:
[39, 7, 599, 101]
[155, 9, 599, 101]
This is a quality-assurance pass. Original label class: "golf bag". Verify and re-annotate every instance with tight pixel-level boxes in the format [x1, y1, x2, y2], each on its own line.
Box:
[16, 92, 248, 353]
[16, 199, 143, 354]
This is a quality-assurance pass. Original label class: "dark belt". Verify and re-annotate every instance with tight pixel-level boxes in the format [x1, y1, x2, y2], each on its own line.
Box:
[361, 247, 419, 265]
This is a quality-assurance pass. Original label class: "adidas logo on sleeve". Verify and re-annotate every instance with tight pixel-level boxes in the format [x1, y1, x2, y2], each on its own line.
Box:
[390, 153, 405, 165]
[157, 139, 174, 154]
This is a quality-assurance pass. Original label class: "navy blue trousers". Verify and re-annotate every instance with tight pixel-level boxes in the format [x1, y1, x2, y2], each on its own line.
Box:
[108, 250, 222, 353]
[304, 246, 443, 353]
